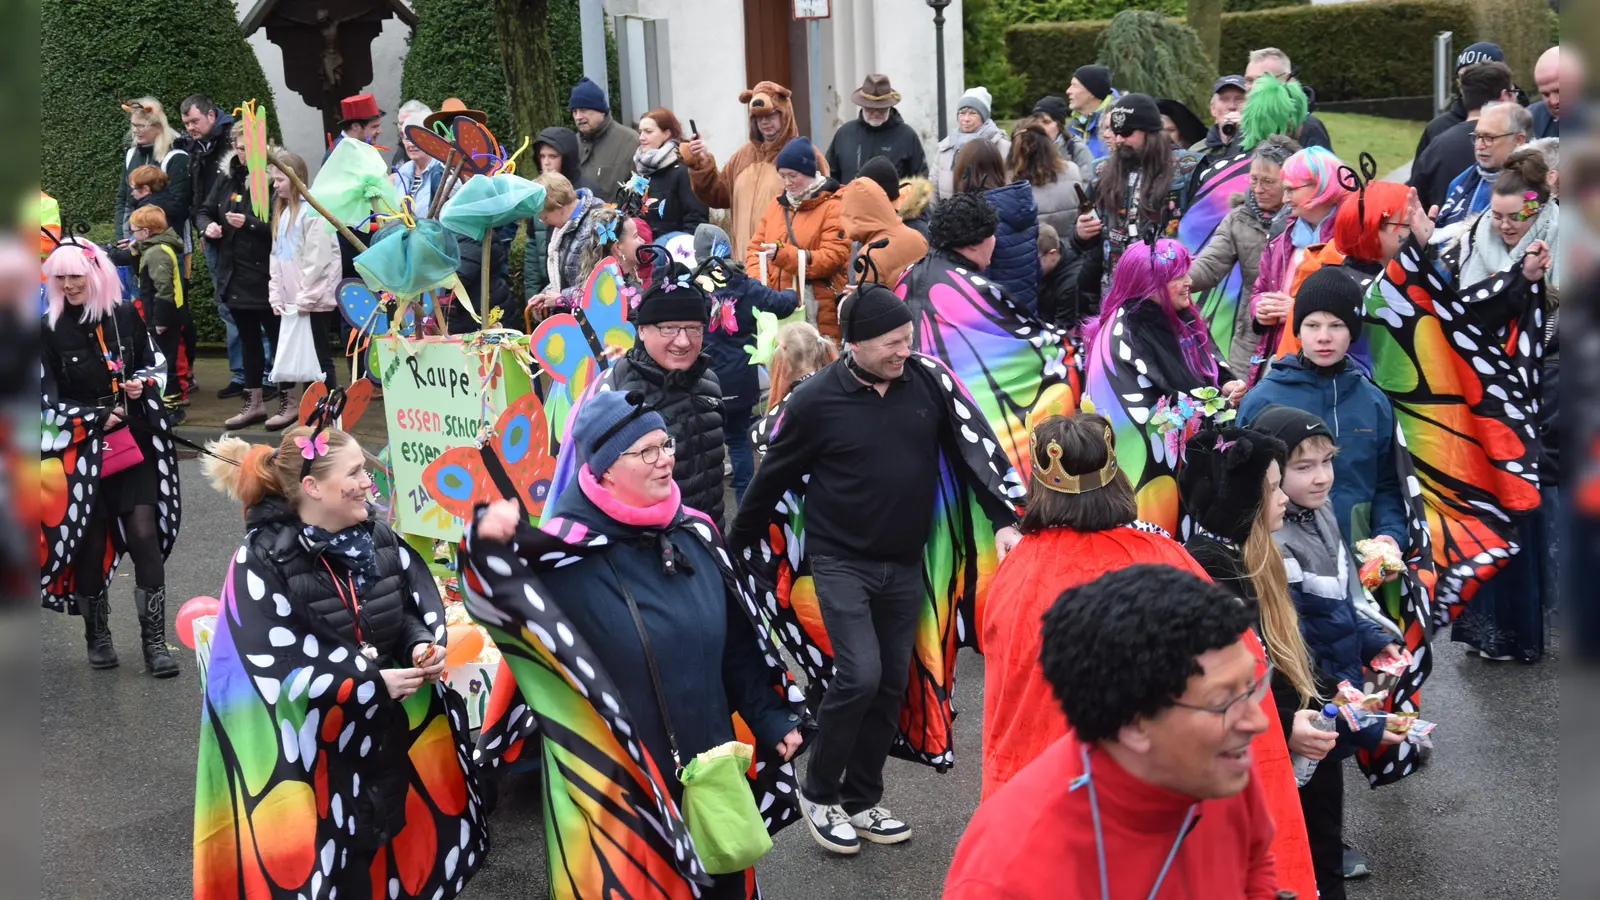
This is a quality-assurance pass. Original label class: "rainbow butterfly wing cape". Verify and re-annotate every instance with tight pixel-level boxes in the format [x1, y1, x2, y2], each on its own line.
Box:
[1178, 150, 1254, 353]
[461, 505, 805, 899]
[194, 536, 486, 898]
[741, 353, 1025, 768]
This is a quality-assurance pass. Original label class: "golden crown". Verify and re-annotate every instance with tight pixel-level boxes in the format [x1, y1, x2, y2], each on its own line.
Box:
[1032, 426, 1119, 495]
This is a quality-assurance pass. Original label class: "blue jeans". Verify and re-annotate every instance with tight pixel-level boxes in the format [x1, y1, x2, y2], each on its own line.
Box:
[724, 408, 754, 505]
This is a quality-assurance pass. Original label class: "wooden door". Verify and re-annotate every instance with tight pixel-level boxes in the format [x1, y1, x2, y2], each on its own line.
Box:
[743, 0, 792, 89]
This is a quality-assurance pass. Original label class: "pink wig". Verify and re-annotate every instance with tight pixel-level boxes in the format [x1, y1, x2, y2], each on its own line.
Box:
[1281, 147, 1349, 211]
[43, 241, 122, 329]
[1088, 238, 1216, 382]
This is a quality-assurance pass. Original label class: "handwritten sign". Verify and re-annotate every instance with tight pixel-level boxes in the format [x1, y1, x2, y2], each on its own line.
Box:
[373, 337, 531, 541]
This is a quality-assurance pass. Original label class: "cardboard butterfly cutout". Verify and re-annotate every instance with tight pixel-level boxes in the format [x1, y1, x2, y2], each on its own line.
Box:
[404, 116, 506, 179]
[420, 391, 557, 522]
[530, 257, 637, 431]
[296, 379, 374, 428]
[336, 278, 435, 337]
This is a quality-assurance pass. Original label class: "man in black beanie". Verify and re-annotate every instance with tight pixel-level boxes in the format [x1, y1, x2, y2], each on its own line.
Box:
[1239, 266, 1408, 551]
[595, 260, 729, 522]
[1075, 92, 1201, 301]
[731, 274, 1022, 856]
[1066, 64, 1117, 160]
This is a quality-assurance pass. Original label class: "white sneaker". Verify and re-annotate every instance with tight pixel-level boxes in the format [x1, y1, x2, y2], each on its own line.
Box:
[848, 806, 913, 844]
[798, 791, 859, 855]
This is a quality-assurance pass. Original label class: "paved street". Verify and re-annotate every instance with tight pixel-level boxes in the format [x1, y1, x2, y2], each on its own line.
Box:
[42, 458, 1557, 899]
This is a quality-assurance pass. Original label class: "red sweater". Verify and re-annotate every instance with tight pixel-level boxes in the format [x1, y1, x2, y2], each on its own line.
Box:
[944, 739, 1281, 900]
[981, 526, 1208, 797]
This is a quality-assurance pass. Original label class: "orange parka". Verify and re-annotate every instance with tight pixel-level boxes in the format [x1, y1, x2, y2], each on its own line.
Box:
[745, 177, 849, 339]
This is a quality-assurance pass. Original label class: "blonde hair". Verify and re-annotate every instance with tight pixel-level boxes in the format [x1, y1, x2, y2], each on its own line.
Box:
[534, 171, 577, 208]
[127, 97, 180, 159]
[204, 427, 359, 512]
[578, 209, 635, 275]
[1244, 466, 1319, 705]
[270, 149, 308, 230]
[767, 322, 838, 410]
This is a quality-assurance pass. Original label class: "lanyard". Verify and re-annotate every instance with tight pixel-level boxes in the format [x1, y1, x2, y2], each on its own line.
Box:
[321, 558, 377, 659]
[92, 323, 122, 396]
[1077, 745, 1198, 900]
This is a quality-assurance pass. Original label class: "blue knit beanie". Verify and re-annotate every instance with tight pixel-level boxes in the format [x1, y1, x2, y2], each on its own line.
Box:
[571, 390, 667, 478]
[775, 137, 818, 177]
[569, 77, 610, 113]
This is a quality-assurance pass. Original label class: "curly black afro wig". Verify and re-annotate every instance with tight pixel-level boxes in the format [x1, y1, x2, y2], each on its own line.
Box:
[928, 191, 999, 251]
[1039, 564, 1257, 743]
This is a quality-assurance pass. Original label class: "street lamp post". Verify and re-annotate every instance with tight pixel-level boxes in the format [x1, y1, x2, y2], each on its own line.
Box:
[928, 0, 951, 139]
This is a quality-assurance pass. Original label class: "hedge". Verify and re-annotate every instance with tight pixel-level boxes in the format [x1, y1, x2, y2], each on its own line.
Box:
[1011, 0, 1484, 103]
[993, 0, 1304, 24]
[1007, 0, 1547, 105]
[966, 0, 1029, 120]
[42, 0, 278, 226]
[401, 0, 621, 138]
[1097, 11, 1214, 114]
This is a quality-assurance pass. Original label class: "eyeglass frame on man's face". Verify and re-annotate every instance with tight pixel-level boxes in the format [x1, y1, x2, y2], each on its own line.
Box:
[1169, 660, 1276, 724]
[618, 436, 677, 466]
[650, 324, 705, 340]
[1471, 130, 1515, 146]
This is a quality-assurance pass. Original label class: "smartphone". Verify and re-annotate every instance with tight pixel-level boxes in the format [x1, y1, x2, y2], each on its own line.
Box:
[1075, 184, 1097, 220]
[689, 119, 699, 139]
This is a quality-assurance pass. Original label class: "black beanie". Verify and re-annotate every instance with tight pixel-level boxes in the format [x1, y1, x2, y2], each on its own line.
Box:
[1107, 93, 1163, 136]
[857, 155, 901, 202]
[929, 191, 998, 251]
[839, 282, 913, 343]
[1032, 94, 1070, 126]
[1292, 266, 1364, 338]
[636, 261, 710, 326]
[1178, 427, 1287, 544]
[1248, 404, 1333, 461]
[1074, 65, 1114, 101]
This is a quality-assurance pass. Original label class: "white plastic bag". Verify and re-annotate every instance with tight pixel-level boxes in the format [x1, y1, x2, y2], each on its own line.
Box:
[271, 309, 326, 385]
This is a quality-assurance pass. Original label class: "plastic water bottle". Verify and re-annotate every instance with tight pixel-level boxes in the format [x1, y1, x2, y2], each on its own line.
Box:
[1292, 704, 1340, 787]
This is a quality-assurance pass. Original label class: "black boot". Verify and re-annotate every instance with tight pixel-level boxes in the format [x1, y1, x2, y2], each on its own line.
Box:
[136, 585, 180, 679]
[80, 589, 118, 669]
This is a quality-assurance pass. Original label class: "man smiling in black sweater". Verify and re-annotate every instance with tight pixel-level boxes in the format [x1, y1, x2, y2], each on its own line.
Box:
[731, 280, 1021, 855]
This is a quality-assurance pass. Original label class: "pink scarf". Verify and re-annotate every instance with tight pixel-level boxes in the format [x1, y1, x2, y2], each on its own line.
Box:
[577, 464, 681, 529]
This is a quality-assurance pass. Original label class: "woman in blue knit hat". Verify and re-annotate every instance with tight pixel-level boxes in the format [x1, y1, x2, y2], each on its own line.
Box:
[465, 388, 806, 898]
[745, 136, 850, 338]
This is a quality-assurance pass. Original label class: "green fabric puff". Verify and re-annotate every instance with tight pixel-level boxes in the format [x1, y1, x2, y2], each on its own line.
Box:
[309, 138, 401, 229]
[440, 173, 547, 237]
[354, 220, 462, 298]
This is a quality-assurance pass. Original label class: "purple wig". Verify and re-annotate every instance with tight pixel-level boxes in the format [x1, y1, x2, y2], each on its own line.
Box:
[43, 241, 122, 329]
[1087, 238, 1216, 382]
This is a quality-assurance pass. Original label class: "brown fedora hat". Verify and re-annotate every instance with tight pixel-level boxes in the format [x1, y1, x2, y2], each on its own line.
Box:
[421, 97, 488, 132]
[851, 74, 902, 110]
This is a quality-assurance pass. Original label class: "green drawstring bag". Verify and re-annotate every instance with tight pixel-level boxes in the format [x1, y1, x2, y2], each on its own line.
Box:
[679, 742, 772, 874]
[605, 557, 774, 876]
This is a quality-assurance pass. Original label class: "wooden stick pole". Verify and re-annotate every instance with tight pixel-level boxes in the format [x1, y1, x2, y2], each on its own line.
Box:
[481, 227, 493, 326]
[428, 152, 463, 219]
[267, 148, 367, 253]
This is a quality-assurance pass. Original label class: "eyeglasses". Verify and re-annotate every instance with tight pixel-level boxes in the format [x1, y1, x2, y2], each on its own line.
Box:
[1490, 211, 1536, 226]
[1283, 181, 1315, 193]
[1471, 131, 1514, 145]
[651, 324, 705, 339]
[1381, 220, 1412, 235]
[1171, 661, 1275, 724]
[131, 121, 158, 131]
[619, 436, 676, 466]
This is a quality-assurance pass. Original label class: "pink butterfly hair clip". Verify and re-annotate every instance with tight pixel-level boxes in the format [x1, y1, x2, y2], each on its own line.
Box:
[295, 432, 329, 461]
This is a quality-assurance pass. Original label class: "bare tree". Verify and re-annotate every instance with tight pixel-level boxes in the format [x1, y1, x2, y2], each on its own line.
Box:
[495, 0, 563, 146]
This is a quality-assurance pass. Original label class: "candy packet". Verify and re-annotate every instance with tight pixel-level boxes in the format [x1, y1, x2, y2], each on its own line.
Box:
[1370, 647, 1413, 677]
[1354, 538, 1405, 588]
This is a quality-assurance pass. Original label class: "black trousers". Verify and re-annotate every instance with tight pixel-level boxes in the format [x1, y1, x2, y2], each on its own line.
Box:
[231, 307, 280, 389]
[801, 555, 923, 814]
[151, 325, 181, 403]
[309, 310, 342, 388]
[1301, 752, 1346, 900]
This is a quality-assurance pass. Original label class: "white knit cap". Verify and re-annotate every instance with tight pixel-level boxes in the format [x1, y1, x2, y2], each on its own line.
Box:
[956, 86, 993, 121]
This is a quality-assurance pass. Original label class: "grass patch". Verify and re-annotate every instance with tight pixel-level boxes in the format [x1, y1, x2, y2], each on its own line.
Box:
[1318, 112, 1425, 178]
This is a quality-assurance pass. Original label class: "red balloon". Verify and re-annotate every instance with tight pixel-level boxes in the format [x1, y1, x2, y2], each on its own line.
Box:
[176, 595, 220, 650]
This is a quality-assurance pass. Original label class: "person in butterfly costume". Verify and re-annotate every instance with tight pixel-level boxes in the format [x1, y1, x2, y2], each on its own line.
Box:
[41, 238, 181, 677]
[729, 280, 1024, 855]
[463, 390, 806, 900]
[194, 403, 487, 900]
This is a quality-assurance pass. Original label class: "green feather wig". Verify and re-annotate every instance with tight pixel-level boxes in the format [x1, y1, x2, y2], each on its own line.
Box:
[1240, 77, 1309, 150]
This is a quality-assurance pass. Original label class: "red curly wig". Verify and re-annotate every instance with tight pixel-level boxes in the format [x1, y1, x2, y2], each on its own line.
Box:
[1332, 180, 1410, 263]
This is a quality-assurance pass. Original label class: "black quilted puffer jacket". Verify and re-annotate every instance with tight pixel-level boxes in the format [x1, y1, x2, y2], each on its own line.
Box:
[243, 496, 439, 665]
[606, 345, 727, 523]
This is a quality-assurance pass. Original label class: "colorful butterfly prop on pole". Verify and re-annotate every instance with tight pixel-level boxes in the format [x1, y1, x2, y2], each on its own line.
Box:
[232, 99, 271, 220]
[404, 116, 530, 218]
[529, 257, 638, 436]
[297, 380, 374, 431]
[420, 390, 557, 522]
[336, 278, 435, 339]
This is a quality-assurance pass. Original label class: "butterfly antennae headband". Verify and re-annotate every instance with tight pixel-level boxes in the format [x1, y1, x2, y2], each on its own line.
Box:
[298, 387, 348, 479]
[1335, 151, 1380, 224]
